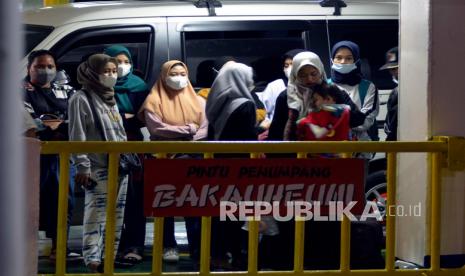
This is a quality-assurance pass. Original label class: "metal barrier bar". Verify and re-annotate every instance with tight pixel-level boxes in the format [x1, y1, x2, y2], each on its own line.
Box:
[385, 153, 397, 271]
[153, 153, 167, 275]
[339, 152, 352, 272]
[56, 152, 70, 275]
[248, 152, 260, 274]
[43, 0, 69, 6]
[430, 152, 441, 272]
[294, 152, 307, 273]
[200, 152, 213, 275]
[38, 269, 465, 276]
[38, 139, 465, 276]
[200, 217, 212, 275]
[41, 141, 449, 155]
[152, 218, 164, 275]
[248, 220, 259, 274]
[103, 153, 119, 274]
[340, 215, 351, 272]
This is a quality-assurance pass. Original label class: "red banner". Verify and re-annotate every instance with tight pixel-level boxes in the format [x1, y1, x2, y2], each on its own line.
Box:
[143, 158, 365, 217]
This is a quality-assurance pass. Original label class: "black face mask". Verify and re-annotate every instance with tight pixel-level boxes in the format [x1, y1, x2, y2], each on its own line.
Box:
[33, 68, 57, 85]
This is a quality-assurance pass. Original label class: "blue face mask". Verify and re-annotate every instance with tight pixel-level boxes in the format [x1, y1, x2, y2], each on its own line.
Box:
[331, 62, 357, 74]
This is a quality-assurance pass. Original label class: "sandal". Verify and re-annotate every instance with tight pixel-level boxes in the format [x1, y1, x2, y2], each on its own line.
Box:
[87, 261, 103, 273]
[122, 251, 143, 264]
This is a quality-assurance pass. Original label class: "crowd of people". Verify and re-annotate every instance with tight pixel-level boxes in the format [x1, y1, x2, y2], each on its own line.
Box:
[23, 42, 399, 272]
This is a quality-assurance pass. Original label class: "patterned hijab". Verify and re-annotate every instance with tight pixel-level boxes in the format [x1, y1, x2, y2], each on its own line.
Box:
[77, 53, 118, 106]
[139, 60, 203, 126]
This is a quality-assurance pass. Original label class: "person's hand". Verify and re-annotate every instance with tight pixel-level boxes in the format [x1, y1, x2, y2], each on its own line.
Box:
[258, 130, 269, 141]
[75, 173, 95, 190]
[125, 113, 135, 119]
[188, 123, 199, 135]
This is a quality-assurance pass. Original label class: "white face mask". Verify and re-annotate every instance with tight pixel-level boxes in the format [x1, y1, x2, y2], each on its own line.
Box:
[332, 62, 357, 74]
[99, 73, 117, 88]
[283, 67, 291, 79]
[166, 76, 189, 90]
[117, 63, 131, 78]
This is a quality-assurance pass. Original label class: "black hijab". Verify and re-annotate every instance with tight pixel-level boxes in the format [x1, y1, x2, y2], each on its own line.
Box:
[281, 49, 306, 84]
[330, 41, 362, 86]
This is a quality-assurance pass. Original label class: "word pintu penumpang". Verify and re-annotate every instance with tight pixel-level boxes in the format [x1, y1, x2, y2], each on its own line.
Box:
[151, 183, 355, 208]
[186, 165, 332, 178]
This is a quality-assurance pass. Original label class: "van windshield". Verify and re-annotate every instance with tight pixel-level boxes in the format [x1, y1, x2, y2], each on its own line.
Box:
[24, 25, 54, 54]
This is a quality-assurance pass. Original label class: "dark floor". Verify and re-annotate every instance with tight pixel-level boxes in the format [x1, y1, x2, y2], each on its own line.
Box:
[38, 220, 195, 274]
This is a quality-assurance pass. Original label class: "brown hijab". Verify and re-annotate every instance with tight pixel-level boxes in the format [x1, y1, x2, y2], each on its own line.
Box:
[139, 60, 203, 126]
[77, 53, 118, 106]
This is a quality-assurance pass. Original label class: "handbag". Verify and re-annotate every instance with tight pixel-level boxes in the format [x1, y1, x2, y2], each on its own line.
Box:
[83, 90, 141, 175]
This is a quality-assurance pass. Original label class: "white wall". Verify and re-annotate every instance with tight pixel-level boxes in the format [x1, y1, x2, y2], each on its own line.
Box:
[398, 0, 465, 266]
[429, 0, 465, 259]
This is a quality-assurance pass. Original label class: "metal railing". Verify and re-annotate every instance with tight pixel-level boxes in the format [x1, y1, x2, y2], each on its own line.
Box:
[38, 137, 465, 276]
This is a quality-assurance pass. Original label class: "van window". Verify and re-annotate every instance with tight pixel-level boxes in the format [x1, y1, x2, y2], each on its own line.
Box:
[24, 25, 54, 54]
[51, 26, 153, 88]
[183, 29, 305, 89]
[327, 20, 399, 90]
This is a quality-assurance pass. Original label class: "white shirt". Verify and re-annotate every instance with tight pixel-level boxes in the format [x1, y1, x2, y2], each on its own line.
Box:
[256, 78, 286, 120]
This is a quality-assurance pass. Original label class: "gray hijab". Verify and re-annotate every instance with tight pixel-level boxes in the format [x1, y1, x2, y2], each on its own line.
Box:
[287, 51, 327, 119]
[206, 62, 255, 140]
[77, 53, 118, 106]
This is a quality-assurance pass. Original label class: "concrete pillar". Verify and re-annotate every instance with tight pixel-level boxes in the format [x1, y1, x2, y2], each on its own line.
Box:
[397, 0, 465, 267]
[0, 1, 26, 276]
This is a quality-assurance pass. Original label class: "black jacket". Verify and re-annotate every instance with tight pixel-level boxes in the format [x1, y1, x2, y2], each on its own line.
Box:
[23, 81, 74, 140]
[208, 101, 257, 141]
[384, 87, 398, 141]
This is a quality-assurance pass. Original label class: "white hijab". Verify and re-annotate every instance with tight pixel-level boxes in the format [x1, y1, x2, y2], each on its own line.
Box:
[287, 51, 327, 118]
[206, 62, 255, 140]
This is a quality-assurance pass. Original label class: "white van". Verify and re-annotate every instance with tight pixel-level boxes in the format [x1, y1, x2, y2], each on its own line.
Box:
[24, 0, 398, 225]
[24, 0, 398, 134]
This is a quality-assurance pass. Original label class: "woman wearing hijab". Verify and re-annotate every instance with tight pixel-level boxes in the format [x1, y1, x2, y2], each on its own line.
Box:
[103, 45, 149, 265]
[205, 61, 256, 270]
[206, 61, 257, 141]
[69, 54, 128, 272]
[139, 60, 207, 263]
[330, 41, 379, 145]
[269, 51, 366, 141]
[103, 45, 149, 139]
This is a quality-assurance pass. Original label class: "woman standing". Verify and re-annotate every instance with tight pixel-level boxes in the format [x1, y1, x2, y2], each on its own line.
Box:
[281, 51, 365, 141]
[206, 61, 257, 269]
[23, 50, 79, 261]
[104, 45, 149, 265]
[330, 41, 379, 145]
[69, 54, 128, 272]
[139, 60, 207, 262]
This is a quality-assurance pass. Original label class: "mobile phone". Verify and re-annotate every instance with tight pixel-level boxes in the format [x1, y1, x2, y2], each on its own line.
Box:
[83, 178, 98, 191]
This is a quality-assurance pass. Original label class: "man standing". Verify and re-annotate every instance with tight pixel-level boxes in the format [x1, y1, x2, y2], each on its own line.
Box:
[380, 47, 399, 141]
